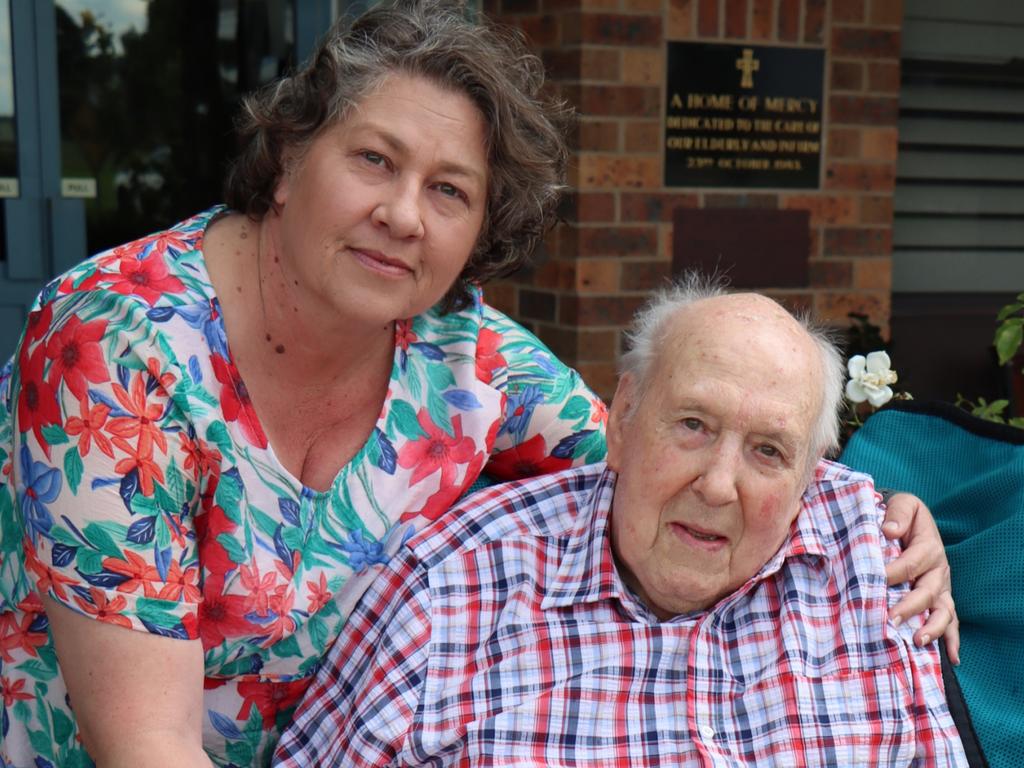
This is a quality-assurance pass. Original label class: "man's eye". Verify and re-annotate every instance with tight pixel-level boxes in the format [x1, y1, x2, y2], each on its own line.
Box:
[682, 418, 703, 431]
[757, 444, 780, 458]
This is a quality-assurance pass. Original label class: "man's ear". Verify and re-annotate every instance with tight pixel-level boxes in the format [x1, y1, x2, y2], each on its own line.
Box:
[606, 372, 637, 472]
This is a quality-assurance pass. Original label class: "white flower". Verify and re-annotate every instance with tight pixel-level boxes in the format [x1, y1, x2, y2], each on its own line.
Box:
[845, 351, 898, 408]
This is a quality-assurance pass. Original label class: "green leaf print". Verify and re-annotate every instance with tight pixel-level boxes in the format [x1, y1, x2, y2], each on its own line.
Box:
[388, 399, 426, 441]
[207, 420, 234, 457]
[17, 660, 58, 682]
[218, 533, 248, 565]
[226, 739, 255, 766]
[83, 522, 126, 559]
[28, 727, 53, 758]
[76, 549, 103, 574]
[63, 447, 83, 495]
[40, 424, 69, 446]
[271, 634, 302, 659]
[137, 597, 184, 629]
[52, 706, 75, 745]
[558, 395, 592, 425]
[215, 470, 244, 519]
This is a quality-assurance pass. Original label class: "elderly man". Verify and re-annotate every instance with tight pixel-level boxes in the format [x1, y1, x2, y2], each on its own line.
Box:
[275, 281, 967, 766]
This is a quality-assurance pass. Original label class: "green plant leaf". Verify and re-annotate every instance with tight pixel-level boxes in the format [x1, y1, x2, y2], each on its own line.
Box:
[995, 302, 1024, 322]
[995, 321, 1024, 366]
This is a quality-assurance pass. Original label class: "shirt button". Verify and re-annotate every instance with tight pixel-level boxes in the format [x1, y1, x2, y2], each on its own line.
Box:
[699, 725, 715, 739]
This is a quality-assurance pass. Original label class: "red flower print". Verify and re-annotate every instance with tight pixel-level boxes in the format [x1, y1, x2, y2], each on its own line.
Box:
[178, 431, 222, 480]
[235, 679, 309, 727]
[0, 610, 48, 662]
[44, 316, 109, 401]
[401, 450, 486, 523]
[199, 580, 260, 650]
[16, 345, 62, 457]
[111, 435, 165, 497]
[487, 433, 573, 481]
[73, 587, 133, 629]
[196, 503, 239, 579]
[239, 562, 277, 617]
[146, 357, 176, 397]
[210, 354, 268, 449]
[306, 572, 332, 614]
[102, 551, 160, 597]
[395, 320, 418, 351]
[65, 398, 113, 458]
[134, 229, 193, 257]
[263, 585, 296, 646]
[157, 560, 202, 603]
[58, 268, 103, 295]
[104, 254, 186, 306]
[107, 372, 168, 458]
[1, 677, 35, 707]
[21, 303, 53, 349]
[23, 546, 77, 602]
[475, 327, 507, 384]
[590, 396, 608, 426]
[398, 411, 476, 487]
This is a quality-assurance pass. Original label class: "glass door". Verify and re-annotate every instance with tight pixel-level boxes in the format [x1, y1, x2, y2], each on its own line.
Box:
[0, 0, 329, 359]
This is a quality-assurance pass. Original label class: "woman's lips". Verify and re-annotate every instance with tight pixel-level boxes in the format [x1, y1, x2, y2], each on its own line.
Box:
[352, 248, 413, 277]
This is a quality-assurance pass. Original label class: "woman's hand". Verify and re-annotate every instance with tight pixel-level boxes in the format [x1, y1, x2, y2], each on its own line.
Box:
[44, 596, 213, 767]
[881, 493, 959, 664]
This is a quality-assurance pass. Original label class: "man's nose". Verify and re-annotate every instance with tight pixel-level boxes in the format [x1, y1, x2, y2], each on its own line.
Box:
[691, 443, 741, 507]
[371, 179, 425, 239]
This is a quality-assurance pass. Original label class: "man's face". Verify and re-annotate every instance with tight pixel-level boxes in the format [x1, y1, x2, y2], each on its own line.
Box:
[606, 294, 822, 619]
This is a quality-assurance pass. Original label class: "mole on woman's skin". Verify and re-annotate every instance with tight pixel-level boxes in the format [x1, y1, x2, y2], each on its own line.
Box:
[275, 344, 286, 354]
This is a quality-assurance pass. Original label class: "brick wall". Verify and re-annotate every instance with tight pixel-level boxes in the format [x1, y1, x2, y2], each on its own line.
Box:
[484, 0, 904, 401]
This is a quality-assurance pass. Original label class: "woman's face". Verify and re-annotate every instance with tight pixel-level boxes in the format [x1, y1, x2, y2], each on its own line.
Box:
[269, 73, 489, 327]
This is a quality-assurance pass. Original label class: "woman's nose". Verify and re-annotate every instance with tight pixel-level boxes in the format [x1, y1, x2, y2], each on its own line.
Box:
[371, 180, 425, 239]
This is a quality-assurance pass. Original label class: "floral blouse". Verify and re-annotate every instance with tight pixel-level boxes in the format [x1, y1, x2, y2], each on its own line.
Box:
[0, 207, 607, 767]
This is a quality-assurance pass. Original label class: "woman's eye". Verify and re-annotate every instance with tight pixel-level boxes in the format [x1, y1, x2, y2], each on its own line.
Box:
[434, 181, 464, 200]
[361, 150, 387, 167]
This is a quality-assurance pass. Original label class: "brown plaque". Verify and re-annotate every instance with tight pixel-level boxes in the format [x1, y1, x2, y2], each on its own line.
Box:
[672, 208, 809, 288]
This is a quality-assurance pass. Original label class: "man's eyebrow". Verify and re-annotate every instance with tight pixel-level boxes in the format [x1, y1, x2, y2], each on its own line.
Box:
[355, 122, 486, 184]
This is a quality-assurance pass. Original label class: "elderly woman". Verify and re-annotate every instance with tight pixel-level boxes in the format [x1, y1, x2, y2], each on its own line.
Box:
[0, 1, 954, 766]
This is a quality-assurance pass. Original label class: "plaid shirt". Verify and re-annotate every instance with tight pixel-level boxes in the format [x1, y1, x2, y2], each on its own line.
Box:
[275, 461, 966, 767]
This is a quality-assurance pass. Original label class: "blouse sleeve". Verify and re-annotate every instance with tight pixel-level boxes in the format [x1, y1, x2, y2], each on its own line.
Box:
[480, 305, 607, 481]
[11, 297, 201, 640]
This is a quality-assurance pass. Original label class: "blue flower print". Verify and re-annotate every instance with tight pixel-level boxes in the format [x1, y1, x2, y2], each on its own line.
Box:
[16, 443, 62, 545]
[498, 385, 544, 443]
[339, 529, 389, 573]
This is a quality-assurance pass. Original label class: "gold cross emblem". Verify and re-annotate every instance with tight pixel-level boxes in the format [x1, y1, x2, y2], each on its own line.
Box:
[736, 48, 760, 89]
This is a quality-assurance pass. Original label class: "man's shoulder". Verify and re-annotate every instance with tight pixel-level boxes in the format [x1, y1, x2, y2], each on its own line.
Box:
[405, 463, 608, 569]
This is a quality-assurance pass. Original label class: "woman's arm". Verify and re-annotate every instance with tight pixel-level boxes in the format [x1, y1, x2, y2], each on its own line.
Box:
[881, 493, 959, 663]
[45, 596, 212, 767]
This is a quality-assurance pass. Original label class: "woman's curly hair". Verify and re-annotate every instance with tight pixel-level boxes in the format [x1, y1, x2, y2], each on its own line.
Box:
[223, 0, 572, 312]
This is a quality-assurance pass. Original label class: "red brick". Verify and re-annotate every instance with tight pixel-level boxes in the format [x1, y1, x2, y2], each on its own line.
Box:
[809, 259, 854, 288]
[867, 61, 901, 93]
[519, 288, 558, 322]
[861, 127, 898, 162]
[830, 95, 899, 125]
[831, 28, 902, 59]
[575, 84, 661, 117]
[483, 280, 516, 316]
[768, 292, 815, 316]
[668, 0, 694, 38]
[575, 154, 661, 189]
[750, 0, 773, 40]
[578, 225, 659, 257]
[543, 327, 619, 365]
[501, 0, 538, 12]
[506, 15, 560, 47]
[560, 192, 616, 223]
[804, 0, 826, 44]
[833, 0, 865, 23]
[622, 49, 663, 85]
[777, 0, 799, 42]
[698, 0, 719, 37]
[624, 120, 662, 153]
[783, 195, 858, 226]
[831, 61, 863, 91]
[825, 162, 895, 192]
[824, 226, 892, 257]
[815, 291, 889, 332]
[573, 120, 619, 151]
[561, 294, 647, 326]
[575, 259, 621, 292]
[576, 362, 618, 402]
[868, 0, 903, 26]
[703, 192, 779, 208]
[725, 0, 747, 38]
[564, 12, 663, 47]
[853, 258, 892, 290]
[859, 195, 893, 224]
[544, 49, 621, 81]
[620, 259, 672, 291]
[620, 191, 700, 222]
[827, 128, 862, 159]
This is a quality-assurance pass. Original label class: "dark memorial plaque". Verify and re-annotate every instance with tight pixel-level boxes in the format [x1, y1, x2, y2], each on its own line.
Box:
[665, 43, 824, 188]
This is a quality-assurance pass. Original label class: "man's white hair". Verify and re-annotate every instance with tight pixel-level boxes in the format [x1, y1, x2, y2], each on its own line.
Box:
[618, 272, 846, 463]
